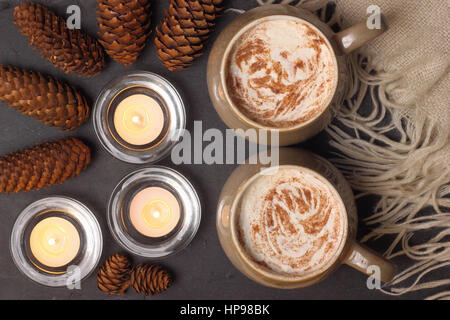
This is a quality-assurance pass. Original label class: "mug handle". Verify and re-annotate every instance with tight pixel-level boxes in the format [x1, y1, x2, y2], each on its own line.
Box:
[333, 15, 388, 55]
[344, 241, 397, 283]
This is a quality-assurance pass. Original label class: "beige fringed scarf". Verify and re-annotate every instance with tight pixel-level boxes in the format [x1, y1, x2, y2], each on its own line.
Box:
[256, 0, 450, 299]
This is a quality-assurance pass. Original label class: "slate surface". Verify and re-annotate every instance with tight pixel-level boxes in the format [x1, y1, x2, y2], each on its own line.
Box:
[0, 0, 436, 300]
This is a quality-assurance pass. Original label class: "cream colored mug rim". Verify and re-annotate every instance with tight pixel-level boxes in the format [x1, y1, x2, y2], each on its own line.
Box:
[229, 165, 349, 283]
[220, 14, 340, 133]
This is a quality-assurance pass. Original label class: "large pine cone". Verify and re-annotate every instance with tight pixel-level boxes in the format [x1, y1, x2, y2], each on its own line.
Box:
[155, 0, 223, 71]
[97, 0, 152, 66]
[14, 2, 106, 78]
[0, 138, 91, 193]
[97, 254, 132, 296]
[130, 263, 172, 296]
[0, 65, 89, 131]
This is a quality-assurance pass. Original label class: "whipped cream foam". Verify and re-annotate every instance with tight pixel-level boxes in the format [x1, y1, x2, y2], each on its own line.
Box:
[237, 166, 346, 278]
[226, 17, 337, 128]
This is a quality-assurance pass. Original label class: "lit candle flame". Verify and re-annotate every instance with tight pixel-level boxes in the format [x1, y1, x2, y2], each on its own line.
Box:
[132, 115, 142, 125]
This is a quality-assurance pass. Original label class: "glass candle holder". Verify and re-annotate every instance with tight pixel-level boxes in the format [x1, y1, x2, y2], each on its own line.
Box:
[10, 197, 103, 287]
[93, 71, 186, 164]
[108, 167, 201, 258]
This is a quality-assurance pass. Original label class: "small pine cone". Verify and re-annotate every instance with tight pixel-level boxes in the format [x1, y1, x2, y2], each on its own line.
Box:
[0, 65, 89, 131]
[130, 263, 172, 296]
[97, 0, 152, 66]
[0, 137, 91, 193]
[97, 254, 132, 296]
[155, 0, 224, 71]
[14, 2, 106, 78]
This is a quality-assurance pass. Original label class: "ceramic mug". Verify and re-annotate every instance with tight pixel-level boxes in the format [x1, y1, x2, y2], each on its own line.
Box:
[207, 4, 387, 146]
[216, 148, 396, 289]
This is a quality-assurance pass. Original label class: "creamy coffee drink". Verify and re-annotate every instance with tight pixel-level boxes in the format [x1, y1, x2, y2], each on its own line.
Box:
[236, 166, 346, 279]
[226, 17, 337, 128]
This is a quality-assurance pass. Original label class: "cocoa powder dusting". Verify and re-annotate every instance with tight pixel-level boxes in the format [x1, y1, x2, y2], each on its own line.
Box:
[295, 60, 306, 73]
[243, 171, 344, 278]
[234, 38, 268, 72]
[226, 19, 336, 128]
[249, 59, 267, 74]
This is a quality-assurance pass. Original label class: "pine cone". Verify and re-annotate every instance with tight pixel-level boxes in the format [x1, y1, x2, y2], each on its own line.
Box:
[97, 0, 152, 66]
[97, 254, 132, 296]
[155, 0, 223, 71]
[14, 2, 106, 78]
[0, 65, 89, 131]
[0, 137, 91, 193]
[130, 263, 172, 296]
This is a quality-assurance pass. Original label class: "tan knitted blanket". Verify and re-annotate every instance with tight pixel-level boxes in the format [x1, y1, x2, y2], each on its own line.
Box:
[257, 0, 450, 299]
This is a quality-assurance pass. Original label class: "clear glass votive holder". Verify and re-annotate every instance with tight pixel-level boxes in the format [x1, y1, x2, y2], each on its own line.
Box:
[108, 167, 201, 258]
[10, 196, 103, 287]
[93, 71, 186, 164]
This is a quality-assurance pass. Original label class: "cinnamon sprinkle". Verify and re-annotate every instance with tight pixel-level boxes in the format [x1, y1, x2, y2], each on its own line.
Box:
[226, 19, 335, 128]
[243, 173, 343, 276]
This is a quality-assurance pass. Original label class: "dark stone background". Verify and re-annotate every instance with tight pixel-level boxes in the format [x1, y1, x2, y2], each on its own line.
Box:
[0, 0, 436, 300]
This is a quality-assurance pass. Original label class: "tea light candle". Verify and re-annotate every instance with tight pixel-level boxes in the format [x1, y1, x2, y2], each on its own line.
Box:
[129, 187, 181, 238]
[94, 72, 186, 164]
[29, 217, 80, 268]
[113, 94, 165, 146]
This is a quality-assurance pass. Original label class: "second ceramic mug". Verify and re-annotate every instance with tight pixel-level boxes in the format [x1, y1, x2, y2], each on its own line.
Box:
[207, 4, 387, 146]
[217, 148, 396, 289]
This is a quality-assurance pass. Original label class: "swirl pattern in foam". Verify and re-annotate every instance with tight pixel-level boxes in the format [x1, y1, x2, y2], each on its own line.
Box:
[237, 166, 345, 278]
[226, 17, 337, 128]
